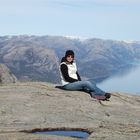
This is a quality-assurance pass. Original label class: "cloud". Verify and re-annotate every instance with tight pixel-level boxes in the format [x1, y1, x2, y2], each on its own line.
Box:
[94, 0, 140, 6]
[50, 0, 140, 7]
[0, 0, 48, 15]
[49, 0, 85, 8]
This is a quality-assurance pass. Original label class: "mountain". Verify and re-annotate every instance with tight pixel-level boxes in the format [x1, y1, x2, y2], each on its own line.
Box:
[0, 36, 60, 83]
[0, 35, 140, 83]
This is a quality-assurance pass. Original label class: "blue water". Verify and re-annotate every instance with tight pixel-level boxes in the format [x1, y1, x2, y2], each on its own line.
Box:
[97, 63, 140, 95]
[34, 130, 89, 139]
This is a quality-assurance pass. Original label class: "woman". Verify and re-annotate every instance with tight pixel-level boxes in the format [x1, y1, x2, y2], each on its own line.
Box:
[60, 50, 111, 100]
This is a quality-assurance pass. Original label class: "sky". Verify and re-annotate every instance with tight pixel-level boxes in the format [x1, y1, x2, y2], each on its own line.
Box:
[0, 0, 140, 41]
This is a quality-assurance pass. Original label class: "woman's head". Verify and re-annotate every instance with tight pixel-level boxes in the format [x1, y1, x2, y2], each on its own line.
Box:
[65, 50, 74, 63]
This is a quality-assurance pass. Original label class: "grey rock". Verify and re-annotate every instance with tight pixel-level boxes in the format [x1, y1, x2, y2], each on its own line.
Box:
[0, 82, 140, 140]
[0, 64, 17, 84]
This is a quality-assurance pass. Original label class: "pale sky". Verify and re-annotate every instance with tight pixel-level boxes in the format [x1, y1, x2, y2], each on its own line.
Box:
[0, 0, 140, 40]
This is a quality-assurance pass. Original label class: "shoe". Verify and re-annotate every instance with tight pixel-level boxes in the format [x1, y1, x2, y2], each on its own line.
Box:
[105, 93, 111, 99]
[93, 95, 106, 101]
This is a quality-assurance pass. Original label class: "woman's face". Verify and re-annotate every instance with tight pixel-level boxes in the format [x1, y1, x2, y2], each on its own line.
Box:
[66, 55, 74, 63]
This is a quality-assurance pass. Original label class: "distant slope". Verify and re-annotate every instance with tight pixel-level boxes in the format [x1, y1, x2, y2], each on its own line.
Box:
[0, 35, 140, 83]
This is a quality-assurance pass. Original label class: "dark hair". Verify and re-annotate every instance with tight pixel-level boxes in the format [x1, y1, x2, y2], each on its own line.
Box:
[61, 57, 66, 63]
[65, 50, 74, 58]
[61, 50, 74, 63]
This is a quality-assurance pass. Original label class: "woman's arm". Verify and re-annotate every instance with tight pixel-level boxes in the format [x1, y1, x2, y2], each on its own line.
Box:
[61, 64, 78, 83]
[76, 71, 81, 81]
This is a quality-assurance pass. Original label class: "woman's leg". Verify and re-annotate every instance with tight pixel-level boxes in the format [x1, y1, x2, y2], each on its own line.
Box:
[63, 80, 106, 97]
[63, 81, 88, 91]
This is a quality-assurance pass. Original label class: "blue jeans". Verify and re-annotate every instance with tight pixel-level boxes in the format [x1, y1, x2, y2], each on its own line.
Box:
[63, 81, 105, 97]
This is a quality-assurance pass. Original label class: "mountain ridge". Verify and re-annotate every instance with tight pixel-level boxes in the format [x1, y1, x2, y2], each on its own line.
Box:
[0, 35, 140, 83]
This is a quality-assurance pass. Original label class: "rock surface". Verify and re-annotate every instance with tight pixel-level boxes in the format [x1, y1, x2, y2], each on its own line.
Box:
[0, 82, 140, 140]
[0, 64, 17, 84]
